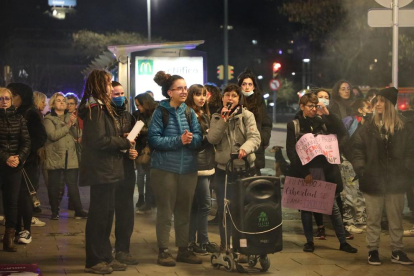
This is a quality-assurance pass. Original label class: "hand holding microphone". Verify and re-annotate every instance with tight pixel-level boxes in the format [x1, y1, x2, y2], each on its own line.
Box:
[221, 102, 232, 121]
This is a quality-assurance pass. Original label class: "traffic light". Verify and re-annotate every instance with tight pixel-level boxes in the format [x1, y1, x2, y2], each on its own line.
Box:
[217, 65, 224, 80]
[272, 62, 281, 79]
[228, 65, 234, 80]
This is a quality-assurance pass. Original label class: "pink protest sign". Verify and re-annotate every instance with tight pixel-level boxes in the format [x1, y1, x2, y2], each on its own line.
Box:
[282, 176, 337, 215]
[295, 133, 340, 165]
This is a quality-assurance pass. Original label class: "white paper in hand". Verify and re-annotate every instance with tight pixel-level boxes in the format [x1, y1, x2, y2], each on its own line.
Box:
[121, 120, 145, 153]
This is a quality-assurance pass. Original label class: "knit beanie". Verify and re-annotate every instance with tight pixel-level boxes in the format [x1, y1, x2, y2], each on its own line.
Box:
[377, 87, 398, 106]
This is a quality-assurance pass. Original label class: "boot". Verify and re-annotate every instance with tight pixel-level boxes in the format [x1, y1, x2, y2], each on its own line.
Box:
[3, 228, 17, 252]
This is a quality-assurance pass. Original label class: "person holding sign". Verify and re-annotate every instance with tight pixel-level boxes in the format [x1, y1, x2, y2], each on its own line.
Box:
[286, 93, 357, 254]
[352, 87, 414, 266]
[79, 70, 136, 274]
[148, 71, 202, 267]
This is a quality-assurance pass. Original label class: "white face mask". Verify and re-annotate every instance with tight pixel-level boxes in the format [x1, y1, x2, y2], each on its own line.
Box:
[242, 90, 254, 97]
[318, 98, 329, 107]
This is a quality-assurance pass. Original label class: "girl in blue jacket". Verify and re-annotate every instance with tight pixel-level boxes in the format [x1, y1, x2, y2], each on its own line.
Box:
[148, 71, 202, 267]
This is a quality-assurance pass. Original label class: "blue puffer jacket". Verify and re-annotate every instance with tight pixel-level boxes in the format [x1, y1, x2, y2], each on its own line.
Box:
[148, 100, 202, 174]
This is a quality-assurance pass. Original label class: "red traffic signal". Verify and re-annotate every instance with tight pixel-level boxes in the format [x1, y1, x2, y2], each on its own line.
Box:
[272, 62, 281, 78]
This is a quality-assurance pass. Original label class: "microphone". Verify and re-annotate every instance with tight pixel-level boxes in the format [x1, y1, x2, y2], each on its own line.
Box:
[222, 102, 233, 117]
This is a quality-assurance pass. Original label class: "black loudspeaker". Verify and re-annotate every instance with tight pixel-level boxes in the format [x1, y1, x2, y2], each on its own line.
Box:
[230, 176, 283, 255]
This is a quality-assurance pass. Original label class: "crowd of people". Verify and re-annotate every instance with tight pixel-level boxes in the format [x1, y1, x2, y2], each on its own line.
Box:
[1, 70, 414, 274]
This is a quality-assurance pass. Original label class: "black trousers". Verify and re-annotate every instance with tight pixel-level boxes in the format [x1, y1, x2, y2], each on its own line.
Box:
[85, 184, 116, 268]
[115, 176, 135, 253]
[48, 169, 83, 214]
[0, 169, 22, 228]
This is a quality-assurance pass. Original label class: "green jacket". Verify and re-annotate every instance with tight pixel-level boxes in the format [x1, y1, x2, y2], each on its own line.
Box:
[43, 111, 78, 170]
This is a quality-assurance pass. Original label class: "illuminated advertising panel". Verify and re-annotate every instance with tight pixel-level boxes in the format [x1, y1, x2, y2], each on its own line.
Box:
[48, 0, 77, 7]
[135, 56, 204, 101]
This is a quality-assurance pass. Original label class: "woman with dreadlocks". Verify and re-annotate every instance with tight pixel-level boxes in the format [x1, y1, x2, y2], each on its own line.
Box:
[78, 70, 135, 274]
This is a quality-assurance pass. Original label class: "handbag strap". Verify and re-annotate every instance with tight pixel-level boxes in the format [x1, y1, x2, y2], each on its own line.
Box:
[22, 169, 36, 193]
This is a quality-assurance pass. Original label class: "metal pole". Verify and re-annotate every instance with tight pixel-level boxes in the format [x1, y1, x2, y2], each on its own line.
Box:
[223, 0, 228, 85]
[392, 0, 399, 88]
[147, 0, 151, 43]
[302, 61, 305, 89]
[273, 91, 277, 123]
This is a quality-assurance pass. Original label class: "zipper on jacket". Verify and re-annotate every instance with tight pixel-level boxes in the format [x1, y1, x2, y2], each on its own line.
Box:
[176, 109, 184, 174]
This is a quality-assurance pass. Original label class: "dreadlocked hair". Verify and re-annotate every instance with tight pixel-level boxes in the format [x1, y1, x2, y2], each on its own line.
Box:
[81, 69, 116, 121]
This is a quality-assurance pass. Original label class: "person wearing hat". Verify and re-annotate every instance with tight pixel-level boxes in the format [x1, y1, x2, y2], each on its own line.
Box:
[237, 68, 272, 175]
[351, 87, 414, 266]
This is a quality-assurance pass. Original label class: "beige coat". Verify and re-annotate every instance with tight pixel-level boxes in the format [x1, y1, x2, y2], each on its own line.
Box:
[43, 112, 79, 170]
[207, 107, 261, 170]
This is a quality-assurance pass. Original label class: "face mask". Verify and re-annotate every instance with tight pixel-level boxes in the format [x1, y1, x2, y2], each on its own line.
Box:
[318, 98, 329, 107]
[242, 90, 254, 97]
[363, 113, 373, 120]
[112, 96, 126, 107]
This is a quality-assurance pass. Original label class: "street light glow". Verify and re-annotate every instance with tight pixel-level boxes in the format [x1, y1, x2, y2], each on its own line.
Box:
[258, 75, 263, 80]
[252, 40, 258, 45]
[264, 93, 269, 99]
[303, 58, 310, 63]
[292, 72, 296, 76]
[269, 102, 274, 107]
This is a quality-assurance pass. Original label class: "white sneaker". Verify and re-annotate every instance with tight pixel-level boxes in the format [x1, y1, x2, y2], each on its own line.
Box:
[18, 230, 32, 244]
[0, 215, 5, 226]
[403, 226, 414, 237]
[31, 217, 46, 227]
[345, 225, 364, 234]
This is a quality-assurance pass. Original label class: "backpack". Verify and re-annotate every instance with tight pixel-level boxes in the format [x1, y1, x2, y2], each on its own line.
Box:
[158, 105, 192, 130]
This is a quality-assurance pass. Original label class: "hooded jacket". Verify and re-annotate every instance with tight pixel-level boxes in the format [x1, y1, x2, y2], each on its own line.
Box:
[207, 106, 261, 171]
[286, 111, 348, 193]
[0, 106, 31, 171]
[78, 97, 131, 186]
[351, 117, 414, 194]
[148, 100, 202, 174]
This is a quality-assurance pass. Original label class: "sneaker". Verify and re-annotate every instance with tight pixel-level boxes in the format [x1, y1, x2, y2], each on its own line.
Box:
[18, 230, 32, 244]
[316, 226, 326, 240]
[203, 242, 220, 253]
[158, 251, 176, 267]
[189, 242, 208, 255]
[31, 217, 46, 227]
[391, 250, 414, 265]
[74, 211, 88, 219]
[136, 202, 151, 214]
[85, 262, 113, 274]
[368, 250, 381, 265]
[108, 259, 127, 271]
[403, 226, 414, 237]
[339, 242, 357, 253]
[303, 242, 314, 252]
[116, 251, 139, 265]
[51, 213, 59, 220]
[176, 249, 202, 264]
[345, 225, 363, 234]
[344, 229, 354, 240]
[33, 207, 42, 214]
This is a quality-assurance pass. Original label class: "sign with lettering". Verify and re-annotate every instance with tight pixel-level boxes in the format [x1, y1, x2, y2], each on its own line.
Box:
[295, 133, 340, 165]
[282, 176, 337, 215]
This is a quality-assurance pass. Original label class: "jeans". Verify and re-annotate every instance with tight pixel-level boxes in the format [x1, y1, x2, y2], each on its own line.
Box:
[364, 193, 405, 251]
[151, 168, 198, 248]
[0, 170, 22, 228]
[85, 184, 115, 268]
[48, 169, 83, 214]
[189, 176, 211, 244]
[115, 174, 135, 253]
[301, 168, 346, 244]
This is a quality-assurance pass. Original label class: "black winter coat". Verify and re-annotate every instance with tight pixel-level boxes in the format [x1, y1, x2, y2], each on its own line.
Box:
[196, 113, 215, 172]
[78, 100, 131, 186]
[114, 103, 136, 182]
[351, 117, 414, 194]
[286, 111, 348, 194]
[245, 92, 272, 169]
[0, 106, 31, 171]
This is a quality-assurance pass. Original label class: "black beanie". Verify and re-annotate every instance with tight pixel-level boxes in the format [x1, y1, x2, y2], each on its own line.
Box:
[377, 87, 398, 106]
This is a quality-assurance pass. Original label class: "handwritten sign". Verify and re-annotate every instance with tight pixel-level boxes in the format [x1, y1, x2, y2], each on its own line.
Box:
[295, 133, 340, 165]
[282, 176, 337, 215]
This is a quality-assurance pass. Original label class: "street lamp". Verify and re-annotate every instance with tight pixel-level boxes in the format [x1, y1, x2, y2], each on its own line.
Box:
[302, 58, 311, 89]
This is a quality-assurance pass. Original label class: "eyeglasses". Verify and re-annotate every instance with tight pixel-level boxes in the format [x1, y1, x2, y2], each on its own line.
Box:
[170, 86, 188, 92]
[241, 83, 254, 87]
[0, 96, 11, 102]
[306, 104, 318, 109]
[67, 103, 76, 106]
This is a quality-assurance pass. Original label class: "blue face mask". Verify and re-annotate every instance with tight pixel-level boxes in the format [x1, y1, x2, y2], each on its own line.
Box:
[112, 96, 126, 107]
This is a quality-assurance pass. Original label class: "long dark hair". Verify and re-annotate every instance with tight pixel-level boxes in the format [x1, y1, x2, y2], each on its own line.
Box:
[237, 68, 261, 118]
[80, 69, 115, 120]
[136, 92, 157, 117]
[332, 80, 353, 101]
[186, 84, 210, 123]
